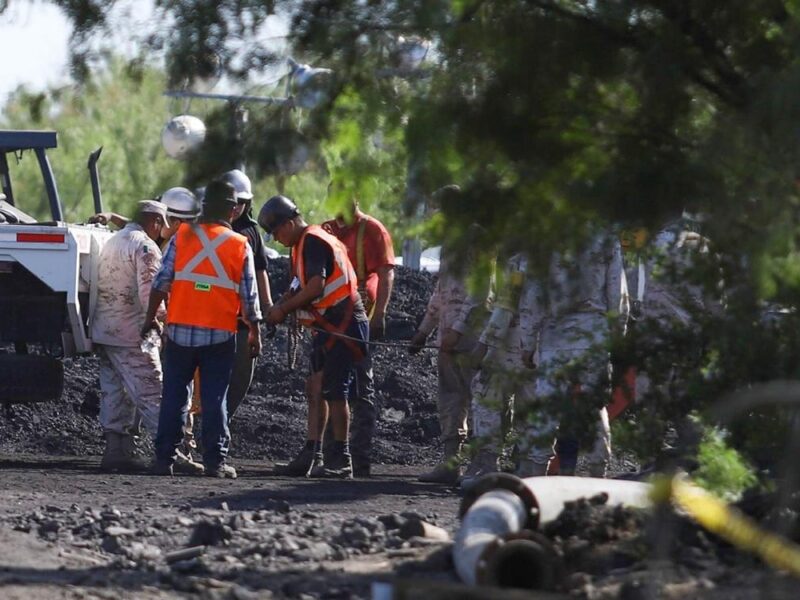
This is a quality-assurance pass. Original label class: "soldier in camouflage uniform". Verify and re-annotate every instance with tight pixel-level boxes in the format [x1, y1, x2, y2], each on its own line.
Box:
[619, 216, 709, 405]
[409, 238, 493, 484]
[519, 229, 628, 477]
[462, 252, 541, 482]
[91, 201, 169, 472]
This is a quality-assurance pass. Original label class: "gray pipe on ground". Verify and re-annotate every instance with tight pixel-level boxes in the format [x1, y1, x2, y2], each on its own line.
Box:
[453, 474, 652, 590]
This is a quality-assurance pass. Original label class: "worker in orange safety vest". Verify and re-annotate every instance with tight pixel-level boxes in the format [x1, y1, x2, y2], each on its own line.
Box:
[259, 194, 369, 479]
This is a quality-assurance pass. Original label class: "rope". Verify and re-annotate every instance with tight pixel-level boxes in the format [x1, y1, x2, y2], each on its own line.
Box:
[287, 313, 302, 370]
[305, 324, 440, 350]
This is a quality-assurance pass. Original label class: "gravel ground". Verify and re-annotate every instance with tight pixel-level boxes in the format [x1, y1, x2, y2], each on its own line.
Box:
[0, 260, 795, 598]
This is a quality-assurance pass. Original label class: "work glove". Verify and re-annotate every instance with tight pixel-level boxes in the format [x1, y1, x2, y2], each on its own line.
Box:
[407, 331, 427, 355]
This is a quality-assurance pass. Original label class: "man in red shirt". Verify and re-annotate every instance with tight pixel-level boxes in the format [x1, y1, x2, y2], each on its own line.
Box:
[322, 191, 395, 477]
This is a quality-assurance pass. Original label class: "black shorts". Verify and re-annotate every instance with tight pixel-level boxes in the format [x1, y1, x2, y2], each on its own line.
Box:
[310, 317, 369, 402]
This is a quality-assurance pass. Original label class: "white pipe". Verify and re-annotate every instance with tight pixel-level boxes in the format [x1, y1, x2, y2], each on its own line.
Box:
[523, 476, 651, 526]
[453, 476, 652, 588]
[454, 489, 529, 586]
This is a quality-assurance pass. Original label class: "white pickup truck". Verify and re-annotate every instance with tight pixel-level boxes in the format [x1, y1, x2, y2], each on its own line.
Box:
[0, 130, 112, 403]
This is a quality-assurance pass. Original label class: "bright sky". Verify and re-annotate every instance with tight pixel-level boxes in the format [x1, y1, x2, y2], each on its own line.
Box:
[0, 2, 291, 105]
[0, 3, 72, 101]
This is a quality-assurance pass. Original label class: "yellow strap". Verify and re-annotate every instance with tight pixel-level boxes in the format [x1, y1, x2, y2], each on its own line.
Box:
[356, 218, 367, 286]
[657, 476, 800, 577]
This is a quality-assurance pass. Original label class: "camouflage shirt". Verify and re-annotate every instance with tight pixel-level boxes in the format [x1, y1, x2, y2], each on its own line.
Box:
[626, 219, 709, 327]
[91, 223, 163, 347]
[418, 245, 494, 343]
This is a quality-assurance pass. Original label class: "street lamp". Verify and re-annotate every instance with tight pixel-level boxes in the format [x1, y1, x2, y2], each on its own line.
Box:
[161, 58, 333, 171]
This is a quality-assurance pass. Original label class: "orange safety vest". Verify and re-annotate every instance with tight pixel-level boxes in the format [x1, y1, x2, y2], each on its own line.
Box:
[292, 225, 359, 327]
[167, 223, 248, 332]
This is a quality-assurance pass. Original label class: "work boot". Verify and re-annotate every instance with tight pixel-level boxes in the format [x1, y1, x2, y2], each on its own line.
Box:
[310, 442, 353, 479]
[174, 449, 205, 475]
[458, 448, 500, 488]
[205, 462, 237, 479]
[352, 462, 371, 478]
[587, 461, 608, 478]
[274, 443, 317, 477]
[516, 458, 550, 478]
[418, 439, 462, 484]
[101, 432, 147, 473]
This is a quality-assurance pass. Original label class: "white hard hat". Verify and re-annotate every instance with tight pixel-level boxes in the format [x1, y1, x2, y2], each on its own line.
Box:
[220, 169, 253, 200]
[161, 115, 206, 160]
[160, 187, 200, 219]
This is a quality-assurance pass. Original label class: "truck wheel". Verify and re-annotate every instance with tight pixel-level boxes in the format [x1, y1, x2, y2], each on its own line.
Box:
[0, 355, 63, 404]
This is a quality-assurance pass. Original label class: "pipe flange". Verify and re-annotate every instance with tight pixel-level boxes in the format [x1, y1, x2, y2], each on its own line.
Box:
[475, 529, 563, 590]
[458, 472, 540, 529]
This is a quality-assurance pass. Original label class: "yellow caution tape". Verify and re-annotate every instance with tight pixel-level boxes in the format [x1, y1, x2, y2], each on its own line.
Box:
[652, 475, 800, 577]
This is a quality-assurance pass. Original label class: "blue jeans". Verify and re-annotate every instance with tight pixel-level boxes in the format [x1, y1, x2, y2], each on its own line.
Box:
[155, 337, 235, 468]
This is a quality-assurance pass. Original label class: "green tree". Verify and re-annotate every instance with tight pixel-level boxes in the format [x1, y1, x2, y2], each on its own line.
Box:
[1, 58, 187, 221]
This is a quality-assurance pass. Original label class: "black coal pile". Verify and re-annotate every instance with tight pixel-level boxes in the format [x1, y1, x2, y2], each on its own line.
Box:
[229, 260, 441, 464]
[0, 261, 441, 465]
[538, 494, 798, 599]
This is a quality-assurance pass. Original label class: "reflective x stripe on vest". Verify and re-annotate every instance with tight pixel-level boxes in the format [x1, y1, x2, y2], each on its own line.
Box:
[292, 225, 358, 327]
[167, 223, 247, 333]
[175, 225, 240, 292]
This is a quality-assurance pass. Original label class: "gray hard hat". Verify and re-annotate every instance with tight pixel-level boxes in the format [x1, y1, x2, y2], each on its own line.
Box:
[257, 195, 300, 234]
[220, 169, 253, 201]
[160, 187, 200, 219]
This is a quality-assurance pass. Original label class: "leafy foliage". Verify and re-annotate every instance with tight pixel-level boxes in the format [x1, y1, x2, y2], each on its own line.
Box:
[1, 58, 181, 221]
[693, 424, 758, 502]
[19, 1, 800, 468]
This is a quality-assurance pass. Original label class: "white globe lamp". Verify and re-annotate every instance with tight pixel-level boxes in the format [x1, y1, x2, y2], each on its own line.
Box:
[161, 115, 207, 160]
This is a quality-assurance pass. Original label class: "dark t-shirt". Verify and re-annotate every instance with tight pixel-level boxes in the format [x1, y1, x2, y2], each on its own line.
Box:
[233, 213, 268, 272]
[302, 234, 368, 325]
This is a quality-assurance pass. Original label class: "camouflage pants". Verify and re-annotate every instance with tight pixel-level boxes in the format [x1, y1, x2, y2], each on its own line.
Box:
[471, 348, 535, 453]
[438, 337, 477, 444]
[521, 343, 611, 468]
[98, 344, 162, 436]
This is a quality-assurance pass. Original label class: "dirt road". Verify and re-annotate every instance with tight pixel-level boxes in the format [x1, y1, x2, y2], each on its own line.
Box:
[0, 454, 460, 599]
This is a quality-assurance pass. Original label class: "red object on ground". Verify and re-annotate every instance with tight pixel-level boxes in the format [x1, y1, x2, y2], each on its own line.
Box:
[608, 366, 636, 420]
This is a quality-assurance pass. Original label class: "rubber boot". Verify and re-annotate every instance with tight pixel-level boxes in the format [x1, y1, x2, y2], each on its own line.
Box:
[100, 432, 122, 472]
[101, 432, 147, 473]
[459, 448, 500, 489]
[418, 439, 462, 484]
[516, 458, 550, 478]
[275, 443, 318, 477]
